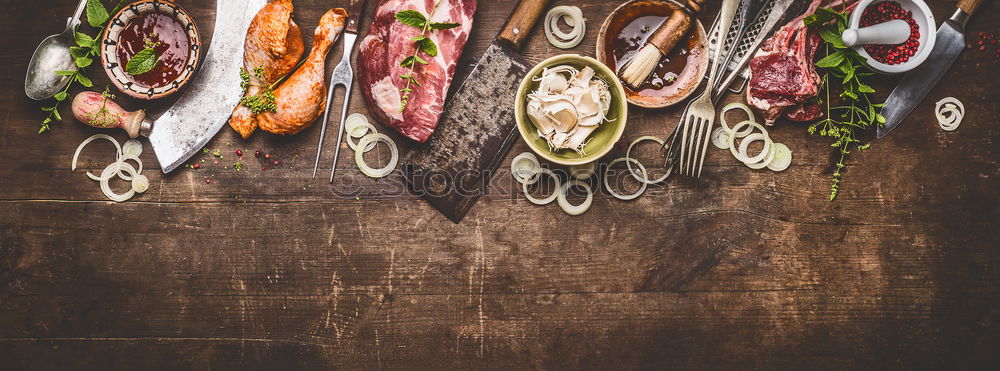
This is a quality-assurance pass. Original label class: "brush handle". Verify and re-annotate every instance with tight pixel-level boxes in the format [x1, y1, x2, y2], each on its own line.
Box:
[647, 10, 691, 55]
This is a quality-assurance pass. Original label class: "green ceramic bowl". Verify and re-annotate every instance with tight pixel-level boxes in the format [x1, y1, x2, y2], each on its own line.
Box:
[515, 54, 628, 166]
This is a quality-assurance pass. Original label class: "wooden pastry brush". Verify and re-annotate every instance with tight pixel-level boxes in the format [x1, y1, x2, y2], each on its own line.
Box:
[618, 0, 703, 89]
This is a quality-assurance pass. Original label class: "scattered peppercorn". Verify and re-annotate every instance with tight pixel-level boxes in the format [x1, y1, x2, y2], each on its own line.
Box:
[236, 149, 243, 157]
[254, 150, 262, 158]
[264, 153, 272, 159]
[192, 163, 201, 169]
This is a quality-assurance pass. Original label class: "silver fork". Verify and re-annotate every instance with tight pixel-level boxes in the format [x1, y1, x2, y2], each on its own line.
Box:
[678, 0, 738, 177]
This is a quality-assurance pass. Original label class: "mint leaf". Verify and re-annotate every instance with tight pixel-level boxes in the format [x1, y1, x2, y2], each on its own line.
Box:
[429, 22, 460, 30]
[55, 70, 77, 76]
[126, 48, 159, 75]
[76, 73, 93, 87]
[75, 56, 93, 68]
[413, 55, 428, 65]
[401, 55, 417, 67]
[816, 51, 844, 68]
[70, 46, 90, 59]
[55, 91, 68, 102]
[395, 10, 427, 28]
[418, 38, 438, 57]
[857, 83, 875, 93]
[75, 32, 95, 48]
[86, 0, 109, 28]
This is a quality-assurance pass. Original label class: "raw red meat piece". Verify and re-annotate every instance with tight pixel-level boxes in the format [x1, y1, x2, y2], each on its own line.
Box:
[747, 0, 826, 125]
[357, 0, 477, 143]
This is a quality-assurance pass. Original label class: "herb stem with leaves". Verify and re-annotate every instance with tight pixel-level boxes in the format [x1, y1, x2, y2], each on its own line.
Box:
[804, 6, 886, 200]
[39, 0, 126, 134]
[394, 0, 461, 112]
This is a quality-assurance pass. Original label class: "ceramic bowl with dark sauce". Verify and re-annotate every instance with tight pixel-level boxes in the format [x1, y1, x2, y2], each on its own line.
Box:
[597, 0, 709, 109]
[101, 0, 201, 100]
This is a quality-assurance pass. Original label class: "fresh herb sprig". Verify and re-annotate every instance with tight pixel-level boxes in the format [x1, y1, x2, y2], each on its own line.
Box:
[804, 7, 886, 201]
[38, 0, 126, 134]
[84, 86, 121, 128]
[238, 60, 303, 115]
[394, 1, 461, 112]
[125, 35, 162, 75]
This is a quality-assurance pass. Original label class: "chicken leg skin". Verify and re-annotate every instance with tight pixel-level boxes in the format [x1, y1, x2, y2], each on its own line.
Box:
[258, 8, 348, 136]
[228, 0, 305, 139]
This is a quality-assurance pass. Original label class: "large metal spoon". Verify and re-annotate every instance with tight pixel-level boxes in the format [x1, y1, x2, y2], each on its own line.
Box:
[25, 0, 89, 100]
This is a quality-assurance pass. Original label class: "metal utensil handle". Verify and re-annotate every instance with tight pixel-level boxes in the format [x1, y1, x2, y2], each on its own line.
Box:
[66, 0, 88, 29]
[312, 74, 341, 178]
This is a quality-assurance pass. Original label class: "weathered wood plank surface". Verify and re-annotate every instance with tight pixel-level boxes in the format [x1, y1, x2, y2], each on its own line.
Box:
[1, 0, 998, 369]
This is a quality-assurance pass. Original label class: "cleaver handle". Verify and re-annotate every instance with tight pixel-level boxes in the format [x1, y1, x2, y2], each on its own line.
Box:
[345, 0, 367, 34]
[497, 0, 551, 50]
[957, 0, 983, 16]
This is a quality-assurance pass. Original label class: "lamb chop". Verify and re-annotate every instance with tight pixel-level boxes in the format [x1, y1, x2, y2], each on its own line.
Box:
[746, 0, 826, 125]
[258, 8, 348, 136]
[228, 0, 305, 139]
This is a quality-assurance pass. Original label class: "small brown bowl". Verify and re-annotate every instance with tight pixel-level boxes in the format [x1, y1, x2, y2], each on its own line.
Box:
[597, 0, 709, 109]
[101, 0, 201, 100]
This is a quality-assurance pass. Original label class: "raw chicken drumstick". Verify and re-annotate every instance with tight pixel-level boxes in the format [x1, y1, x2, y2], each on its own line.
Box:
[258, 8, 348, 136]
[228, 0, 305, 139]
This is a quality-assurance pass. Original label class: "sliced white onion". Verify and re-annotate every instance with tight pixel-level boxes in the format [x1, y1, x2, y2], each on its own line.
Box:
[122, 139, 142, 158]
[767, 143, 792, 172]
[117, 156, 142, 181]
[604, 157, 647, 201]
[100, 161, 136, 202]
[935, 97, 964, 132]
[569, 162, 596, 180]
[73, 134, 122, 180]
[131, 174, 150, 193]
[354, 133, 398, 178]
[626, 136, 671, 184]
[721, 103, 756, 137]
[734, 132, 772, 165]
[544, 6, 586, 49]
[557, 179, 593, 215]
[745, 136, 776, 170]
[511, 152, 541, 185]
[711, 127, 731, 150]
[345, 113, 369, 132]
[523, 168, 560, 205]
[347, 122, 379, 152]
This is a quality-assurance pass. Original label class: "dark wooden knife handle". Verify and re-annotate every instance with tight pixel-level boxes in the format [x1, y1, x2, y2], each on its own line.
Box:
[497, 0, 551, 49]
[345, 0, 366, 34]
[957, 0, 983, 16]
[685, 0, 705, 13]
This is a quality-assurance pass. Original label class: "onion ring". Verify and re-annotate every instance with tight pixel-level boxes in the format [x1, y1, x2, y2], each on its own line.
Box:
[117, 156, 142, 181]
[354, 133, 398, 178]
[604, 157, 647, 201]
[744, 136, 776, 170]
[544, 6, 586, 49]
[73, 134, 122, 180]
[935, 98, 964, 132]
[711, 127, 731, 150]
[122, 139, 142, 158]
[100, 161, 136, 202]
[347, 123, 379, 152]
[626, 136, 671, 184]
[767, 143, 792, 172]
[131, 174, 150, 193]
[523, 168, 560, 205]
[557, 180, 593, 215]
[735, 132, 772, 165]
[511, 152, 542, 185]
[721, 103, 756, 138]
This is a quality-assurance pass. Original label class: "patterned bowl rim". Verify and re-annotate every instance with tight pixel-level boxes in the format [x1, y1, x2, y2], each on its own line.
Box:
[100, 0, 202, 100]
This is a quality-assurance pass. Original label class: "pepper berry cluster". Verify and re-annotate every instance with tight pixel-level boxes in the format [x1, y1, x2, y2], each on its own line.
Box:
[860, 1, 920, 65]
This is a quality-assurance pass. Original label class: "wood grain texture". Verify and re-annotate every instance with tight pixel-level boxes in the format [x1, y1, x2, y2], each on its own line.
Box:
[0, 0, 998, 369]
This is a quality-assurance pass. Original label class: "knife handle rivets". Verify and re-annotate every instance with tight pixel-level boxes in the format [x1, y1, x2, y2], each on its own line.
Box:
[513, 28, 520, 35]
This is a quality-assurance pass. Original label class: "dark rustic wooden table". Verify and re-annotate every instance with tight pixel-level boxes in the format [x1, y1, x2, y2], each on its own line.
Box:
[1, 0, 998, 369]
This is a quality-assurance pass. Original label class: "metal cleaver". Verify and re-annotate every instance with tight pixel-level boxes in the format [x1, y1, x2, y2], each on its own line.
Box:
[877, 0, 983, 139]
[403, 0, 550, 223]
[146, 0, 267, 173]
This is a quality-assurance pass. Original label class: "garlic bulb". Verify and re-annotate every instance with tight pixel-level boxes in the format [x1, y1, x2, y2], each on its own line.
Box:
[527, 66, 612, 154]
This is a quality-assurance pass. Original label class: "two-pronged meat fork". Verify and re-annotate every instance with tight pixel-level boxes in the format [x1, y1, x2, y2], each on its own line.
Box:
[313, 0, 366, 182]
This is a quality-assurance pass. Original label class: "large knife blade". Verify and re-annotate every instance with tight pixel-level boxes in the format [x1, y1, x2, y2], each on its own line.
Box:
[149, 0, 267, 173]
[402, 0, 550, 223]
[877, 0, 983, 139]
